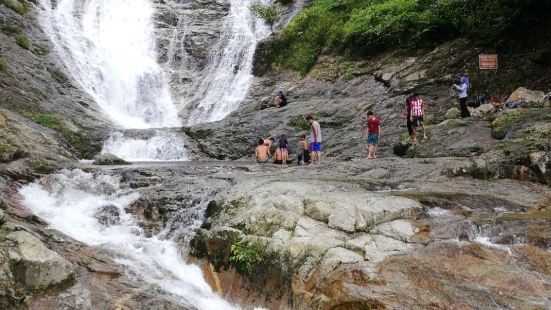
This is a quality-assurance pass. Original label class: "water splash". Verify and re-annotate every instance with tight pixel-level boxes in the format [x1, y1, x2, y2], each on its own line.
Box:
[101, 132, 188, 162]
[20, 169, 236, 309]
[184, 0, 271, 125]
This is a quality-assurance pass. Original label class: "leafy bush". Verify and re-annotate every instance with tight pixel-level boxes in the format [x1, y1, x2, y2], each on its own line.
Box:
[1, 23, 21, 35]
[230, 240, 268, 276]
[16, 35, 30, 49]
[0, 58, 6, 72]
[3, 0, 28, 15]
[269, 0, 551, 74]
[288, 115, 310, 130]
[250, 2, 282, 31]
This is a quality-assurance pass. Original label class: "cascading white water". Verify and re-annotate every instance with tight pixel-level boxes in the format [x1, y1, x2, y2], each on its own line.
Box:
[38, 0, 188, 161]
[101, 131, 187, 162]
[185, 0, 271, 125]
[20, 170, 236, 309]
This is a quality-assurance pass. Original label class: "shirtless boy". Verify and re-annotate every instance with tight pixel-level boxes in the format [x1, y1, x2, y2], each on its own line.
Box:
[255, 138, 271, 163]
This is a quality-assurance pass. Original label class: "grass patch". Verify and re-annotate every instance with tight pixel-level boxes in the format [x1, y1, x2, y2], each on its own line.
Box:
[1, 23, 21, 35]
[3, 0, 28, 15]
[288, 115, 310, 130]
[47, 68, 68, 84]
[15, 35, 30, 50]
[491, 111, 521, 140]
[22, 111, 61, 130]
[0, 57, 6, 72]
[64, 132, 89, 154]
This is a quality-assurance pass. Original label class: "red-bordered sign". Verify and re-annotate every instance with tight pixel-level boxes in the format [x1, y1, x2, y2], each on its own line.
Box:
[479, 54, 498, 70]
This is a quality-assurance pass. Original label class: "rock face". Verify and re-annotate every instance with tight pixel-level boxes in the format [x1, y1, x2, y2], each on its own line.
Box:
[92, 153, 130, 166]
[0, 2, 114, 175]
[6, 231, 75, 291]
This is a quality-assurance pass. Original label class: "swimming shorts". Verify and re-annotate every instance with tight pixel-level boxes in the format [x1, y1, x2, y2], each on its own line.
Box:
[412, 116, 424, 128]
[310, 142, 321, 152]
[367, 134, 379, 145]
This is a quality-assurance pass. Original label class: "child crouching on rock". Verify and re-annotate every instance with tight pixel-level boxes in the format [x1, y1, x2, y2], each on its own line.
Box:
[297, 134, 310, 165]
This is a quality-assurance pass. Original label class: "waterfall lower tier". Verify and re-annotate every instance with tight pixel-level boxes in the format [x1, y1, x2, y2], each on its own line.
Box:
[19, 169, 235, 309]
[101, 131, 188, 162]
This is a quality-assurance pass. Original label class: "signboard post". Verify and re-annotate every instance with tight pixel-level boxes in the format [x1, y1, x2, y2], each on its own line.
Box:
[479, 54, 498, 70]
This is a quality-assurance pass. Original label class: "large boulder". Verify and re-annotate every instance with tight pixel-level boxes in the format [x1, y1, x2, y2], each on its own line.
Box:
[7, 231, 75, 291]
[444, 107, 461, 120]
[508, 87, 546, 107]
[92, 153, 130, 165]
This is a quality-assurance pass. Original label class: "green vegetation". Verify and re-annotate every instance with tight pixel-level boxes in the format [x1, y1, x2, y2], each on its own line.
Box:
[267, 0, 551, 74]
[3, 0, 28, 15]
[250, 2, 282, 32]
[47, 68, 68, 84]
[0, 57, 6, 72]
[230, 239, 268, 276]
[491, 111, 521, 140]
[22, 111, 61, 130]
[15, 35, 30, 50]
[1, 23, 21, 35]
[288, 115, 310, 130]
[64, 132, 89, 154]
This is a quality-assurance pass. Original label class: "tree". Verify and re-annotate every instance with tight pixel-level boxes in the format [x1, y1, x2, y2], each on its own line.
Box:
[250, 2, 282, 32]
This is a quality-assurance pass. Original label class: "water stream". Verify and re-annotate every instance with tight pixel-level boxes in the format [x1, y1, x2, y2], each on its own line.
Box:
[20, 169, 236, 309]
[32, 0, 273, 306]
[184, 0, 270, 125]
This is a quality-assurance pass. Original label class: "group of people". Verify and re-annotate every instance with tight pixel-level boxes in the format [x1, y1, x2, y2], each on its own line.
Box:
[257, 74, 472, 163]
[255, 116, 322, 165]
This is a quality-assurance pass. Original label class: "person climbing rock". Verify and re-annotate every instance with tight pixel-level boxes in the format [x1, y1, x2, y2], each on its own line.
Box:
[306, 115, 322, 164]
[364, 111, 381, 159]
[409, 93, 428, 143]
[452, 78, 471, 118]
[255, 138, 270, 163]
[274, 90, 288, 108]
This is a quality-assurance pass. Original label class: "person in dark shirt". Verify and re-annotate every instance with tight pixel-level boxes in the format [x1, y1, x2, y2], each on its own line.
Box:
[405, 91, 414, 141]
[364, 111, 381, 159]
[274, 90, 288, 108]
[278, 135, 289, 165]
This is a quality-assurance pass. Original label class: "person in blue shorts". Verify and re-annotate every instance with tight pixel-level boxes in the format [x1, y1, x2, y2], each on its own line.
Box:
[306, 115, 322, 164]
[364, 111, 381, 159]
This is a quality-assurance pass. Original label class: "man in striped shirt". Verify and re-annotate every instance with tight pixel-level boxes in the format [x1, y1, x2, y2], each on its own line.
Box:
[409, 93, 428, 143]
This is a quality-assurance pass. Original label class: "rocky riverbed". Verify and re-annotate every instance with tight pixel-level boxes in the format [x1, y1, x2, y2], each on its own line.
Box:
[1, 0, 551, 309]
[6, 158, 551, 308]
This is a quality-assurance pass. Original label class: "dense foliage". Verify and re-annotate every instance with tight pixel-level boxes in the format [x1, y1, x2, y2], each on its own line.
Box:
[271, 0, 551, 74]
[250, 2, 282, 31]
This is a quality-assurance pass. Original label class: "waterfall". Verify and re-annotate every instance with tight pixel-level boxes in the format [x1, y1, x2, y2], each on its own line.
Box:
[20, 169, 236, 309]
[38, 0, 187, 160]
[184, 0, 270, 125]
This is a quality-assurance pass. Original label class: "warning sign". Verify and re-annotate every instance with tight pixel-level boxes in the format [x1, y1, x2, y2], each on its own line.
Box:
[479, 54, 498, 70]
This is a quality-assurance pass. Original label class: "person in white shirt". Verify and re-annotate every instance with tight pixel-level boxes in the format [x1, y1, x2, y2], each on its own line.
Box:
[452, 78, 470, 118]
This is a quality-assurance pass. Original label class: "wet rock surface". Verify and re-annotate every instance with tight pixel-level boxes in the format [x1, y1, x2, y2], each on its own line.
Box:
[72, 159, 551, 309]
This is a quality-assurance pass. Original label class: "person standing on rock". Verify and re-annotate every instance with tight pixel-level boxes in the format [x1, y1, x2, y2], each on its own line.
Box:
[409, 93, 428, 143]
[452, 78, 470, 118]
[307, 115, 322, 164]
[364, 111, 381, 159]
[405, 91, 414, 141]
